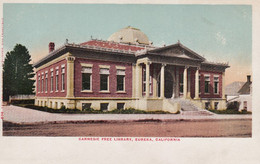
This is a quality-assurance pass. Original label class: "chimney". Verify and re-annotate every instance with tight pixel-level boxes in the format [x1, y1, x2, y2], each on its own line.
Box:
[49, 42, 55, 53]
[247, 75, 251, 82]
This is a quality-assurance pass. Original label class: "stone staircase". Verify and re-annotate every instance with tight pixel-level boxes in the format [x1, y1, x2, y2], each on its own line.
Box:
[169, 98, 214, 116]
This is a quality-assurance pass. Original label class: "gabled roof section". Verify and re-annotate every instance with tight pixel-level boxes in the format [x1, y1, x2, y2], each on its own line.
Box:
[238, 81, 252, 95]
[147, 42, 206, 61]
[225, 81, 245, 96]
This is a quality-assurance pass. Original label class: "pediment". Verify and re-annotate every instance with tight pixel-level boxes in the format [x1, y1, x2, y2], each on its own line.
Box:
[149, 43, 205, 61]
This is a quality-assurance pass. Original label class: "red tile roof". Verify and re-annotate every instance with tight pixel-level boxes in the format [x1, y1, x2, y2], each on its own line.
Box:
[80, 40, 145, 52]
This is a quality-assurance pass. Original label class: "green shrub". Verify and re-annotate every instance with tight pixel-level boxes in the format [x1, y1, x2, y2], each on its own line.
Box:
[15, 104, 174, 114]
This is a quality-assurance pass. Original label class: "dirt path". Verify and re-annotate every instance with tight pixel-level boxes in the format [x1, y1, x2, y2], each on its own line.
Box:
[3, 119, 251, 137]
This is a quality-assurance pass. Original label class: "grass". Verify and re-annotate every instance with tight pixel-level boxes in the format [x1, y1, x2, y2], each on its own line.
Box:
[15, 104, 173, 114]
[207, 108, 252, 114]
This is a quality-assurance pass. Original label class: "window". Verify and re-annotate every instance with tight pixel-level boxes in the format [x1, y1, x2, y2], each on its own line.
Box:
[60, 102, 64, 109]
[214, 76, 219, 94]
[41, 74, 44, 92]
[82, 67, 92, 91]
[100, 103, 109, 111]
[142, 68, 152, 93]
[61, 67, 65, 91]
[214, 102, 219, 110]
[117, 69, 125, 91]
[38, 75, 41, 93]
[179, 74, 183, 93]
[117, 103, 125, 110]
[199, 75, 201, 94]
[100, 68, 109, 91]
[50, 71, 54, 92]
[45, 73, 48, 92]
[205, 102, 210, 110]
[204, 75, 210, 93]
[55, 69, 59, 91]
[82, 103, 92, 110]
[243, 101, 247, 110]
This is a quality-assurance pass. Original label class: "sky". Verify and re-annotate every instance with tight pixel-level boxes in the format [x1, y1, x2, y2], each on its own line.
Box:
[3, 4, 252, 85]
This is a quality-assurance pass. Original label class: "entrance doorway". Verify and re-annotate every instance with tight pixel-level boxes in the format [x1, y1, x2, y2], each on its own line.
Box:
[157, 71, 174, 98]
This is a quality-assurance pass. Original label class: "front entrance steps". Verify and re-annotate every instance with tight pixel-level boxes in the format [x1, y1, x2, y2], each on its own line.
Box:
[169, 98, 215, 116]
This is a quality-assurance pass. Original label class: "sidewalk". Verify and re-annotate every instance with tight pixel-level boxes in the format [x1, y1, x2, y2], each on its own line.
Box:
[2, 105, 252, 124]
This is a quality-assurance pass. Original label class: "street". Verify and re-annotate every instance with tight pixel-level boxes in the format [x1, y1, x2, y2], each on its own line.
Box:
[3, 119, 251, 137]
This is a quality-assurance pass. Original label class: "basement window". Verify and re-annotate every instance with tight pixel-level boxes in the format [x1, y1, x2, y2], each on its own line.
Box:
[214, 102, 219, 110]
[82, 103, 92, 110]
[100, 103, 109, 111]
[117, 103, 125, 110]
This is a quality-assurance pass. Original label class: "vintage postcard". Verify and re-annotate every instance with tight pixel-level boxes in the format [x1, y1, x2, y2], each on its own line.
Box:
[0, 1, 259, 164]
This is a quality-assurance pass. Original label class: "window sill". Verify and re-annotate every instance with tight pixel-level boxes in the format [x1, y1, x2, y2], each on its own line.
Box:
[116, 91, 126, 94]
[55, 91, 59, 92]
[99, 91, 110, 93]
[61, 90, 65, 93]
[81, 90, 93, 93]
[50, 91, 53, 93]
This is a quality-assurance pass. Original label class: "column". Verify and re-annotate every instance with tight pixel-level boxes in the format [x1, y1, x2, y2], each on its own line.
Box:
[176, 67, 179, 98]
[183, 66, 188, 98]
[152, 66, 157, 98]
[135, 63, 142, 98]
[145, 62, 150, 97]
[195, 67, 200, 99]
[187, 70, 191, 98]
[222, 72, 225, 99]
[132, 63, 136, 98]
[66, 56, 75, 98]
[160, 64, 166, 98]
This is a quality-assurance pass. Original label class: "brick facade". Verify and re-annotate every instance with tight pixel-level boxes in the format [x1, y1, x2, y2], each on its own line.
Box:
[74, 58, 132, 98]
[36, 59, 67, 97]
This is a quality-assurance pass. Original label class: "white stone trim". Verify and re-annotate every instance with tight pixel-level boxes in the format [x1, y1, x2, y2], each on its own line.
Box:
[80, 63, 93, 67]
[61, 64, 65, 68]
[99, 65, 110, 69]
[116, 66, 126, 70]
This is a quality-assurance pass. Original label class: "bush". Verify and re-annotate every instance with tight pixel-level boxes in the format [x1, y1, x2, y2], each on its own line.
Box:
[227, 101, 240, 111]
[208, 108, 251, 114]
[16, 104, 173, 114]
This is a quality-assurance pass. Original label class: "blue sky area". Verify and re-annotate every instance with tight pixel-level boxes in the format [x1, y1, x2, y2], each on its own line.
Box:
[3, 4, 252, 84]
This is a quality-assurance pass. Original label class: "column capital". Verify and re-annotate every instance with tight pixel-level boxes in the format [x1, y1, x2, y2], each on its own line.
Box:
[162, 63, 167, 67]
[185, 66, 189, 69]
[144, 60, 152, 65]
[66, 56, 75, 62]
[196, 67, 200, 70]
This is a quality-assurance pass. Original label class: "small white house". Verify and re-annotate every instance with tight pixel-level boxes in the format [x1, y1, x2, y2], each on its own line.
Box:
[237, 75, 252, 111]
[226, 75, 252, 112]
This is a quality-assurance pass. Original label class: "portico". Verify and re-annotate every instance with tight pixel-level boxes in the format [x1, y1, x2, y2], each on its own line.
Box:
[135, 59, 201, 101]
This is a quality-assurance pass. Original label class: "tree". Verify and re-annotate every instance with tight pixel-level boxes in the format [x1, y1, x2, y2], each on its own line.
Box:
[3, 44, 35, 101]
